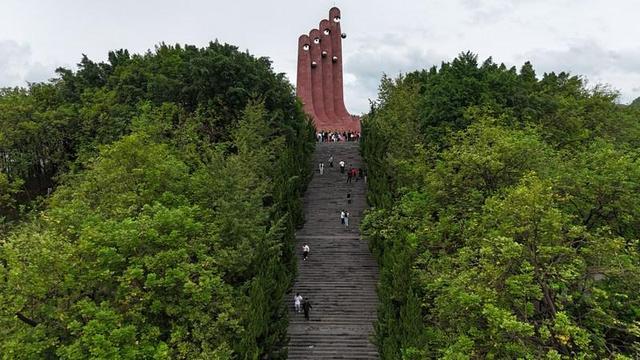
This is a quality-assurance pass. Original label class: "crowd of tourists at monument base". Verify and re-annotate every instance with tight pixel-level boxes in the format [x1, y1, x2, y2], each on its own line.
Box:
[316, 130, 360, 143]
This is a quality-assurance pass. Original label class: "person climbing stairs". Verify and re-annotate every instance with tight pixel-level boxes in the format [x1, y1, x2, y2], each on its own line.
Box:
[287, 141, 379, 359]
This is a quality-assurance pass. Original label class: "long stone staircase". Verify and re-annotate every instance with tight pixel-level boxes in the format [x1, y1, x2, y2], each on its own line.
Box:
[287, 141, 379, 359]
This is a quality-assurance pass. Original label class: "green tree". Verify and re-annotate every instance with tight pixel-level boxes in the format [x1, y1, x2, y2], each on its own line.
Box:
[361, 52, 640, 358]
[0, 42, 314, 359]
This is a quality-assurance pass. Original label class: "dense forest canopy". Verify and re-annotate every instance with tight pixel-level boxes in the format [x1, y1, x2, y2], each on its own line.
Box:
[0, 42, 308, 223]
[362, 52, 640, 359]
[0, 42, 315, 358]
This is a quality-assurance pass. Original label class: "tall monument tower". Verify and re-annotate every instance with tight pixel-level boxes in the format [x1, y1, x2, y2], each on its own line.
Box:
[296, 7, 360, 131]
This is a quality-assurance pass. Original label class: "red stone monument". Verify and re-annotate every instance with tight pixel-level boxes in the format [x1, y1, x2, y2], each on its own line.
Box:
[296, 7, 360, 131]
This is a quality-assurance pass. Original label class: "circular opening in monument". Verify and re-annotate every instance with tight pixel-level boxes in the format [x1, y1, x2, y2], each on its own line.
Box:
[332, 56, 338, 63]
[324, 29, 330, 35]
[321, 51, 327, 57]
[311, 61, 317, 68]
[302, 44, 309, 51]
[341, 33, 347, 39]
[333, 16, 341, 23]
[313, 37, 320, 44]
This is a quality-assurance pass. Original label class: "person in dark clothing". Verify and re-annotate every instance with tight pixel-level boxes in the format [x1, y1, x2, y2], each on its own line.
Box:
[347, 169, 352, 183]
[347, 192, 351, 205]
[302, 298, 313, 320]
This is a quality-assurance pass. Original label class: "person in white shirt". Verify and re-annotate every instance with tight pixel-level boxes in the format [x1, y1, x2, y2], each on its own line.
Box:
[294, 293, 303, 313]
[339, 160, 345, 173]
[340, 210, 346, 225]
[302, 244, 310, 261]
[319, 162, 324, 175]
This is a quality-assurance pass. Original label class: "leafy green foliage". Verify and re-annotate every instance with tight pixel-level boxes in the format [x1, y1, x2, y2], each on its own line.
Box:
[0, 42, 308, 222]
[362, 53, 640, 358]
[0, 43, 315, 358]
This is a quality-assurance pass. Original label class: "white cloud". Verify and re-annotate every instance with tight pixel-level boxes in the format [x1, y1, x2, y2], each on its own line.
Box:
[24, 62, 54, 84]
[342, 33, 448, 114]
[519, 41, 640, 103]
[0, 40, 55, 87]
[0, 40, 31, 85]
[522, 41, 640, 76]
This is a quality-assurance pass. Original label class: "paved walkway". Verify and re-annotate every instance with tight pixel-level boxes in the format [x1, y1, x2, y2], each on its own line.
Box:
[287, 141, 379, 359]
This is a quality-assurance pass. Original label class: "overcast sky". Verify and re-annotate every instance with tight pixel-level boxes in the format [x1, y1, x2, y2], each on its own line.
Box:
[1, 0, 639, 114]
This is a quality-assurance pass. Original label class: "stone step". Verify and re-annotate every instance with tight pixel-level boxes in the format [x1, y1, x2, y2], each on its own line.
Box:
[287, 142, 379, 359]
